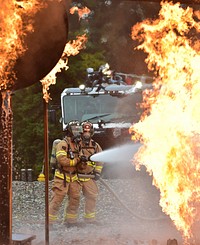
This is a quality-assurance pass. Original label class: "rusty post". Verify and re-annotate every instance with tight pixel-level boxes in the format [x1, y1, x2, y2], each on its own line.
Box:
[44, 99, 49, 245]
[0, 91, 13, 245]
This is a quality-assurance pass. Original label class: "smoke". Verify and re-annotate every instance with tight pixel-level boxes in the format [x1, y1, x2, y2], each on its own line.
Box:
[98, 2, 160, 74]
[90, 142, 142, 164]
[14, 0, 68, 90]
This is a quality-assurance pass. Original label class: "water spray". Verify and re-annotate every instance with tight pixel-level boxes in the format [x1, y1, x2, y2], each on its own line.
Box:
[89, 143, 168, 221]
[90, 142, 142, 163]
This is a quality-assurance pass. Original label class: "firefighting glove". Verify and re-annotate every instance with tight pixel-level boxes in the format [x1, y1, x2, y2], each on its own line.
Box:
[94, 172, 101, 181]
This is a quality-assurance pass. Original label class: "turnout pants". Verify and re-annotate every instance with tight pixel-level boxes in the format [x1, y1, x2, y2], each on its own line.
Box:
[81, 179, 99, 223]
[49, 177, 82, 224]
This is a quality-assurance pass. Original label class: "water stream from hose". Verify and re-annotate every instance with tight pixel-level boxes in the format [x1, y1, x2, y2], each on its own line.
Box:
[90, 142, 142, 164]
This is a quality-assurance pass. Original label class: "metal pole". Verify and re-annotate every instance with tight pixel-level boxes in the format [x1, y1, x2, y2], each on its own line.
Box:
[0, 91, 12, 245]
[44, 100, 49, 245]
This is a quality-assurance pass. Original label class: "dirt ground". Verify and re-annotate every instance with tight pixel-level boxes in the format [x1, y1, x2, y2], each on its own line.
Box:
[12, 169, 199, 245]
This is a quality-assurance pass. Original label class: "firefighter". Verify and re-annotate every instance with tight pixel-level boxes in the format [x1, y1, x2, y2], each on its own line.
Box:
[77, 121, 104, 224]
[49, 120, 82, 228]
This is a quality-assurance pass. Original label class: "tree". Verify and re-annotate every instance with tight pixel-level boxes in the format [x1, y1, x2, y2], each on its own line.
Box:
[12, 83, 64, 179]
[12, 1, 161, 179]
[68, 0, 160, 75]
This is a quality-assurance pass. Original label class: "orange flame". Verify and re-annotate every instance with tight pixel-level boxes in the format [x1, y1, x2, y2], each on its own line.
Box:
[70, 6, 91, 19]
[0, 0, 45, 91]
[41, 34, 88, 102]
[130, 1, 200, 242]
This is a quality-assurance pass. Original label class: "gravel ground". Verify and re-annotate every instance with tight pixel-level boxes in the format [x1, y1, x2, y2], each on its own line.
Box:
[12, 170, 184, 245]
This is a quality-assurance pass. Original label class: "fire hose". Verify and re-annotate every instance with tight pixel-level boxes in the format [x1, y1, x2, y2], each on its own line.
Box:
[78, 174, 167, 221]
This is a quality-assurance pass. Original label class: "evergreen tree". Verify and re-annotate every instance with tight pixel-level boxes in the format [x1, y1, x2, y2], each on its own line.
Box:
[12, 1, 160, 179]
[12, 83, 44, 179]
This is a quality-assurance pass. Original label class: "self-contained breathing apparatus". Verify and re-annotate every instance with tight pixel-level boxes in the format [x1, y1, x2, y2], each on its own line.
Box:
[50, 139, 61, 175]
[50, 120, 97, 177]
[77, 121, 98, 173]
[50, 120, 82, 176]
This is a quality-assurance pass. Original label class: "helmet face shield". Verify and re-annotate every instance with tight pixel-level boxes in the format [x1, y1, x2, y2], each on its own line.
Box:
[71, 125, 83, 137]
[82, 122, 94, 134]
[81, 121, 94, 142]
[65, 120, 81, 137]
[82, 123, 91, 132]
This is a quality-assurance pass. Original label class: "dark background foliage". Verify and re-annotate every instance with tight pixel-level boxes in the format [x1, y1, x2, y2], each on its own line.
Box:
[12, 0, 161, 180]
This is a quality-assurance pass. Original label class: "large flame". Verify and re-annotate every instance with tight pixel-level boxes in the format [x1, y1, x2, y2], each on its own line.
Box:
[41, 34, 88, 103]
[130, 1, 200, 242]
[0, 0, 45, 91]
[40, 5, 90, 102]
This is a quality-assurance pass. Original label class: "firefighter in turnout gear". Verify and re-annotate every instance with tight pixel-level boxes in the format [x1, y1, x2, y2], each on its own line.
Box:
[49, 120, 82, 227]
[77, 121, 104, 224]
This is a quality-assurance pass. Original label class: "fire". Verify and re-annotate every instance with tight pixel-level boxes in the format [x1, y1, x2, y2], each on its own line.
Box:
[70, 6, 91, 19]
[41, 34, 88, 102]
[62, 34, 88, 57]
[0, 0, 44, 91]
[41, 4, 90, 102]
[130, 1, 200, 243]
